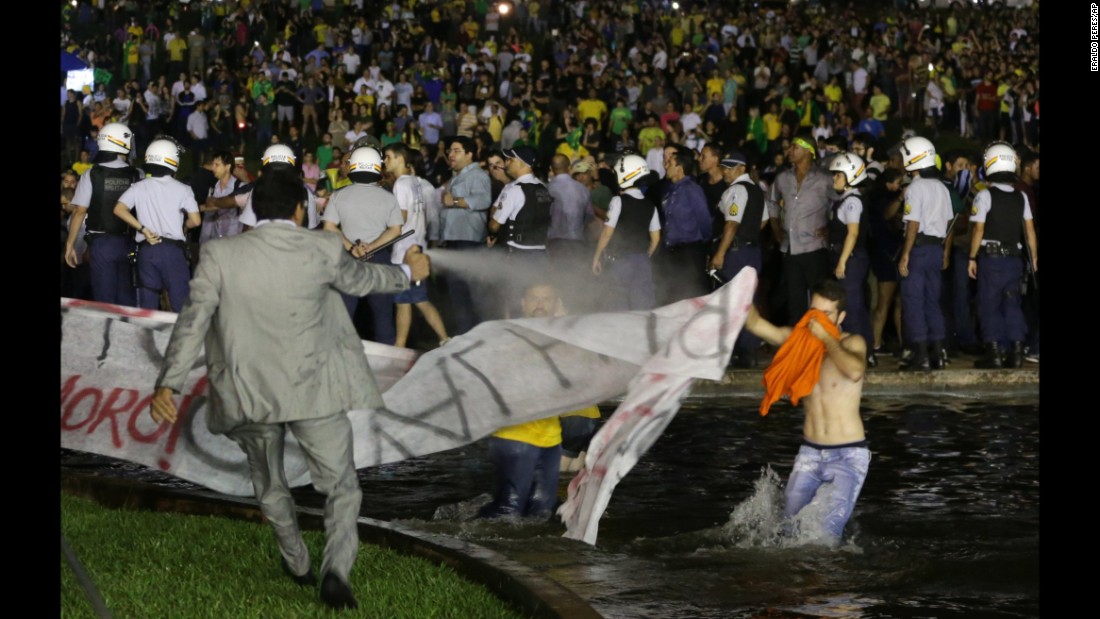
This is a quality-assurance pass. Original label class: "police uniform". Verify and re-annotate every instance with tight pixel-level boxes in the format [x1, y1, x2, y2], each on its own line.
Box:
[900, 175, 953, 366]
[491, 173, 553, 254]
[828, 188, 873, 349]
[969, 182, 1033, 364]
[717, 173, 770, 363]
[72, 159, 143, 306]
[321, 182, 404, 344]
[491, 173, 553, 314]
[603, 188, 662, 311]
[118, 176, 199, 311]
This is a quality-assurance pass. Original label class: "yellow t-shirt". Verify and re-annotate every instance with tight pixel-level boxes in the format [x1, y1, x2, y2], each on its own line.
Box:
[556, 142, 589, 162]
[670, 26, 684, 48]
[493, 417, 562, 447]
[561, 405, 601, 420]
[997, 83, 1011, 113]
[72, 161, 93, 176]
[824, 84, 843, 109]
[167, 38, 187, 62]
[763, 113, 781, 141]
[706, 77, 724, 100]
[577, 99, 607, 128]
[869, 94, 891, 121]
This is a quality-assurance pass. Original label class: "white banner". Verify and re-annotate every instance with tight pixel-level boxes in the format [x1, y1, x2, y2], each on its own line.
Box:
[61, 269, 755, 542]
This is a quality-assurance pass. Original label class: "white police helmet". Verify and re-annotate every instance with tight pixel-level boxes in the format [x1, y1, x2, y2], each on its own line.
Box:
[98, 122, 133, 155]
[828, 152, 868, 187]
[982, 142, 1019, 176]
[899, 136, 936, 171]
[348, 146, 384, 175]
[615, 154, 650, 189]
[144, 139, 181, 172]
[261, 144, 296, 168]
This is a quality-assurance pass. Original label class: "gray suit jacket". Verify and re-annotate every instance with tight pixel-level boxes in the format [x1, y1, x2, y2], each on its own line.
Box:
[156, 222, 410, 435]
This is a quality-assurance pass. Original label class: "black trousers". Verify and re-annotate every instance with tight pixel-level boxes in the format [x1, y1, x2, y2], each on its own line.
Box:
[656, 241, 711, 305]
[783, 249, 830, 325]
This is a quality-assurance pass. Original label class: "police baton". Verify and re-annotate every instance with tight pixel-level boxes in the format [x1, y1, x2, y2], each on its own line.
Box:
[1022, 240, 1039, 292]
[356, 229, 416, 261]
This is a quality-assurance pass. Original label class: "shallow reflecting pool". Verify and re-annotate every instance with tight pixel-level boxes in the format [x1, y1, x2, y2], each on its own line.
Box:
[63, 396, 1039, 618]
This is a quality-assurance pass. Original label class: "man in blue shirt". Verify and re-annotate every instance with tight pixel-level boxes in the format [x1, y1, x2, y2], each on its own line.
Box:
[440, 136, 493, 334]
[654, 145, 713, 304]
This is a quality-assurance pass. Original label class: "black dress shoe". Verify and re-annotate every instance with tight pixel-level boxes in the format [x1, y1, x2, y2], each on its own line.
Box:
[320, 572, 358, 610]
[281, 557, 317, 587]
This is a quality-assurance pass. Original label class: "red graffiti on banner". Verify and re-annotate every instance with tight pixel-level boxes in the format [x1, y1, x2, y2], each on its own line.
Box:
[60, 375, 209, 471]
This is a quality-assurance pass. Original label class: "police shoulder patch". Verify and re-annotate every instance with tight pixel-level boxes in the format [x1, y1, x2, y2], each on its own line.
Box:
[729, 204, 739, 216]
[903, 203, 911, 215]
[970, 205, 978, 216]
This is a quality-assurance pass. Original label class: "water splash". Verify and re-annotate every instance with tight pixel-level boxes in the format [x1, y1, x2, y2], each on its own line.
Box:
[722, 466, 859, 550]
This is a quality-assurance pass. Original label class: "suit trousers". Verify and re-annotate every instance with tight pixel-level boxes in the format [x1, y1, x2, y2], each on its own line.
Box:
[228, 413, 362, 581]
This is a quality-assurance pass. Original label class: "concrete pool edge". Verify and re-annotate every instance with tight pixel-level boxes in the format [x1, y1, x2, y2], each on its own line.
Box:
[60, 472, 603, 619]
[690, 366, 1039, 398]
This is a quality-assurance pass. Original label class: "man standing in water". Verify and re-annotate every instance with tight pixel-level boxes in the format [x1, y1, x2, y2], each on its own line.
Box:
[743, 279, 869, 543]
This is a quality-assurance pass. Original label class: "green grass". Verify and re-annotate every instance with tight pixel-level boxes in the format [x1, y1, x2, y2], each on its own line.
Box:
[61, 493, 526, 619]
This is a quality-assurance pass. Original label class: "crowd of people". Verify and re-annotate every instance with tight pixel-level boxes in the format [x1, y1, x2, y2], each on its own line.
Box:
[61, 0, 1040, 367]
[61, 1, 1040, 608]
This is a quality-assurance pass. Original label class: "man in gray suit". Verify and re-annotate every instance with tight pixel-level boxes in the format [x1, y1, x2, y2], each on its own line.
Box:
[149, 171, 431, 610]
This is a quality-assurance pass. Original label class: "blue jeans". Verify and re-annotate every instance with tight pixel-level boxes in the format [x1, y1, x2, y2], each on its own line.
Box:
[784, 443, 871, 541]
[479, 437, 562, 519]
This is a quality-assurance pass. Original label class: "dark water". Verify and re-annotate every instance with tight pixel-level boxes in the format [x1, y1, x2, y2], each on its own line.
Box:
[62, 397, 1040, 618]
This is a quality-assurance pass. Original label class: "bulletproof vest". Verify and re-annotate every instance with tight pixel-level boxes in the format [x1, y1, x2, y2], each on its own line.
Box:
[984, 187, 1025, 247]
[733, 180, 765, 244]
[827, 193, 869, 251]
[607, 193, 656, 257]
[86, 165, 141, 235]
[507, 182, 553, 247]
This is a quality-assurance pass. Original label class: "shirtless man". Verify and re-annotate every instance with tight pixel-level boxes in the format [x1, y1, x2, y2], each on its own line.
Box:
[744, 278, 869, 543]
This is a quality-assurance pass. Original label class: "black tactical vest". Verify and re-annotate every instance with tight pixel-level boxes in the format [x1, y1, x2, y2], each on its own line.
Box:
[828, 193, 869, 251]
[983, 186, 1025, 248]
[86, 165, 141, 235]
[608, 193, 657, 256]
[507, 181, 553, 247]
[733, 180, 766, 244]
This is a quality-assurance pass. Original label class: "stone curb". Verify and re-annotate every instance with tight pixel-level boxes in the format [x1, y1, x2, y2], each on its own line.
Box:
[691, 367, 1039, 398]
[61, 472, 602, 619]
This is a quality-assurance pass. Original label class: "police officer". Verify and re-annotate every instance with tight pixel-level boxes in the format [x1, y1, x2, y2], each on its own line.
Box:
[591, 154, 662, 311]
[827, 152, 875, 366]
[488, 147, 553, 255]
[710, 150, 769, 368]
[210, 145, 321, 230]
[897, 136, 954, 371]
[64, 122, 143, 306]
[488, 146, 554, 315]
[321, 145, 404, 344]
[967, 142, 1038, 368]
[112, 139, 201, 311]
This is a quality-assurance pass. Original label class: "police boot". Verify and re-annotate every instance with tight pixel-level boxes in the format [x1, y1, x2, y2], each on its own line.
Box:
[1006, 341, 1025, 369]
[929, 341, 948, 370]
[974, 342, 1004, 369]
[900, 342, 931, 372]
